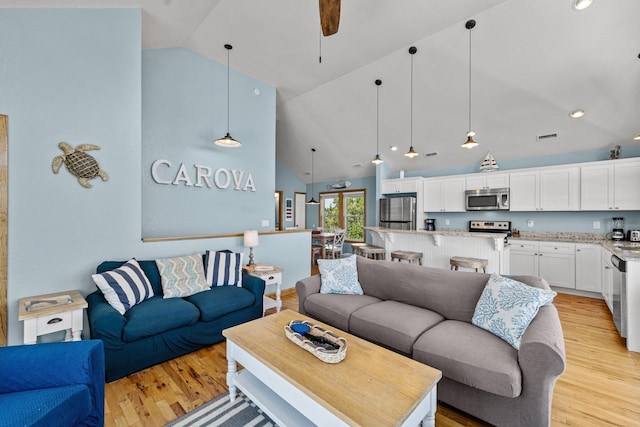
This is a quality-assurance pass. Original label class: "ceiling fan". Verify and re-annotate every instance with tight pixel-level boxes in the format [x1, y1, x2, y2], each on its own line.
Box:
[319, 0, 340, 36]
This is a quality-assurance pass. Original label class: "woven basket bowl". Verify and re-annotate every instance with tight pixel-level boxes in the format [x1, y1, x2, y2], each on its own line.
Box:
[284, 319, 347, 363]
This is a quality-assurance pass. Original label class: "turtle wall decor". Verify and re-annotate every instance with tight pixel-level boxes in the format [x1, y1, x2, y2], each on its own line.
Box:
[52, 142, 108, 188]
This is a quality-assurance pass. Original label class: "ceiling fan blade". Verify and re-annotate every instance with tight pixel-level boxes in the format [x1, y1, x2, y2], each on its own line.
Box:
[319, 0, 340, 36]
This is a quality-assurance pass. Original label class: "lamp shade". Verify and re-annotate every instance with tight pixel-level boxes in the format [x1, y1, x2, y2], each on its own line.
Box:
[243, 230, 259, 247]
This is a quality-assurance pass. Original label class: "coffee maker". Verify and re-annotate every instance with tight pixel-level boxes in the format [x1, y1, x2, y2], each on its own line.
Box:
[611, 217, 625, 241]
[425, 219, 436, 231]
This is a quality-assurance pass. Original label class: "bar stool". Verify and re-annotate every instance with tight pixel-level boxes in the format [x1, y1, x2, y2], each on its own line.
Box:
[358, 245, 386, 260]
[390, 250, 423, 265]
[350, 243, 368, 256]
[449, 256, 488, 273]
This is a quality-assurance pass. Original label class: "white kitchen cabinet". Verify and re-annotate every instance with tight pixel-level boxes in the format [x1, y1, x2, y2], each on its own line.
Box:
[422, 178, 465, 212]
[538, 242, 576, 289]
[509, 241, 538, 277]
[465, 173, 509, 191]
[381, 178, 420, 195]
[613, 162, 640, 210]
[510, 167, 580, 211]
[508, 240, 576, 289]
[509, 171, 538, 211]
[581, 159, 640, 210]
[575, 244, 602, 293]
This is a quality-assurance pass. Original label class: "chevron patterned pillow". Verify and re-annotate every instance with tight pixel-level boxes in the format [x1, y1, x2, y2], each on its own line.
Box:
[155, 253, 210, 298]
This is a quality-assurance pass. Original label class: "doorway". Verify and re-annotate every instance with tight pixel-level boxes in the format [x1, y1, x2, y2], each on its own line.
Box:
[0, 115, 7, 346]
[294, 192, 306, 229]
[275, 190, 283, 231]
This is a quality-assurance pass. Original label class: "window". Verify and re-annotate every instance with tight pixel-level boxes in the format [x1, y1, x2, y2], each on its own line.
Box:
[319, 189, 366, 242]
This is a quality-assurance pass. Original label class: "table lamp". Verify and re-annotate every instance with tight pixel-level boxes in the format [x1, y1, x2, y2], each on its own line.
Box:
[244, 230, 259, 266]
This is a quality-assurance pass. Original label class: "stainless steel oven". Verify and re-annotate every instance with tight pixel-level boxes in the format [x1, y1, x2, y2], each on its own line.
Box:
[465, 188, 510, 211]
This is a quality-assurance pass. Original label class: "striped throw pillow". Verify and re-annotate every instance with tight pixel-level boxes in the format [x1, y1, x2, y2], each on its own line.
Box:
[156, 254, 209, 298]
[92, 258, 154, 314]
[204, 250, 244, 287]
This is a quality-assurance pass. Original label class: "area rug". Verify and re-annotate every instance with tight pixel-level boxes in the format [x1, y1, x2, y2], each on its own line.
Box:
[165, 391, 276, 427]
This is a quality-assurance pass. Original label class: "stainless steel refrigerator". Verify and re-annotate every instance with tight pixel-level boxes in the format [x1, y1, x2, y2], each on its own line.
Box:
[379, 197, 416, 230]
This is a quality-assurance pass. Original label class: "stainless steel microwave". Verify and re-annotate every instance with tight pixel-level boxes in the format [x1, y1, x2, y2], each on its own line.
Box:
[465, 188, 510, 211]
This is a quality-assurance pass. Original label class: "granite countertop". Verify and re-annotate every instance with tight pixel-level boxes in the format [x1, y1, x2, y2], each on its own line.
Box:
[364, 227, 507, 240]
[509, 231, 640, 262]
[365, 227, 640, 261]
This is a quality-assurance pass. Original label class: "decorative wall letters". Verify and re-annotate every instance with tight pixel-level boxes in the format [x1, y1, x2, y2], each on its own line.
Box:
[151, 159, 256, 192]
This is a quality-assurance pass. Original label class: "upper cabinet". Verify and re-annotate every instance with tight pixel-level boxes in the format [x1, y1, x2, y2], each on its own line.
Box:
[581, 159, 640, 210]
[423, 178, 466, 212]
[465, 173, 509, 191]
[381, 178, 420, 195]
[510, 167, 580, 211]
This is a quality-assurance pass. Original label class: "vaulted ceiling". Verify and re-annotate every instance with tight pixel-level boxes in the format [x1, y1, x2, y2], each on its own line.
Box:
[4, 0, 640, 183]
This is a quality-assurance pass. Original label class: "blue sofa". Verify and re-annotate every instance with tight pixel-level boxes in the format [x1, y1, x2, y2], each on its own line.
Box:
[86, 258, 264, 382]
[0, 340, 105, 427]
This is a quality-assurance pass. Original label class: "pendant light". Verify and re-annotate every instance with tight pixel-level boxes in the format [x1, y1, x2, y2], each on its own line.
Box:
[405, 46, 419, 158]
[461, 20, 479, 149]
[306, 148, 319, 205]
[215, 44, 241, 148]
[372, 79, 384, 165]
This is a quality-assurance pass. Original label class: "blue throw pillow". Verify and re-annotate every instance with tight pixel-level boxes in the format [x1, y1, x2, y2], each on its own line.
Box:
[317, 255, 363, 295]
[204, 250, 244, 287]
[92, 258, 154, 314]
[472, 273, 556, 349]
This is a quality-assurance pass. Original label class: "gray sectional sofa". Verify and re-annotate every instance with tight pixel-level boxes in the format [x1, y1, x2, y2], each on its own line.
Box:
[296, 256, 566, 427]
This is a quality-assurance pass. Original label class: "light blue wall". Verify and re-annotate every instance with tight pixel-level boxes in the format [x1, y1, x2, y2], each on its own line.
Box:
[0, 9, 309, 345]
[275, 157, 306, 228]
[142, 48, 277, 237]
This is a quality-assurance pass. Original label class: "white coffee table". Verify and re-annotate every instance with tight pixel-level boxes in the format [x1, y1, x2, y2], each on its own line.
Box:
[223, 310, 441, 427]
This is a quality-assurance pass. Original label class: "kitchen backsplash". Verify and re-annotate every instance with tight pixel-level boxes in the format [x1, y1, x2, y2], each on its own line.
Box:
[426, 211, 640, 234]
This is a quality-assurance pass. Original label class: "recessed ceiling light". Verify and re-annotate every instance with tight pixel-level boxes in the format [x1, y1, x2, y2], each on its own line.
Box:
[390, 146, 398, 151]
[634, 134, 640, 141]
[569, 109, 585, 118]
[572, 0, 593, 11]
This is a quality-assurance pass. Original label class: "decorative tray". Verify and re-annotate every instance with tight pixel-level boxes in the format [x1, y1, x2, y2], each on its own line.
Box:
[284, 319, 347, 363]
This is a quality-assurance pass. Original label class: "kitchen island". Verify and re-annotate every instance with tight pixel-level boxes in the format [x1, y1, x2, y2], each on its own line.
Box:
[364, 227, 509, 274]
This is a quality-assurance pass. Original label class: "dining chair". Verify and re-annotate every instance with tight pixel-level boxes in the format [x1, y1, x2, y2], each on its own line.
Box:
[326, 228, 346, 259]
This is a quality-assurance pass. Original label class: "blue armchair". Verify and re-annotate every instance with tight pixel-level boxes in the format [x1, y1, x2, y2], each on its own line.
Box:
[0, 340, 105, 427]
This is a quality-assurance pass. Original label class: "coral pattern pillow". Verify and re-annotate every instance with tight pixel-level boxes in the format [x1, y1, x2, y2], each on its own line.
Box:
[472, 273, 556, 349]
[155, 254, 209, 298]
[317, 255, 363, 295]
[92, 258, 154, 314]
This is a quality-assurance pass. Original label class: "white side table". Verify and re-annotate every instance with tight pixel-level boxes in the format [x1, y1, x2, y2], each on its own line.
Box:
[18, 289, 88, 345]
[243, 265, 283, 316]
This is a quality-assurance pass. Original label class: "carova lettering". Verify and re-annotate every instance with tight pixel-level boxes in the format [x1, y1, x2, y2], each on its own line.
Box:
[151, 159, 256, 192]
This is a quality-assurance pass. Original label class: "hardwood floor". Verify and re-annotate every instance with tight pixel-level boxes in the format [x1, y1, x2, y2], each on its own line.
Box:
[105, 287, 640, 427]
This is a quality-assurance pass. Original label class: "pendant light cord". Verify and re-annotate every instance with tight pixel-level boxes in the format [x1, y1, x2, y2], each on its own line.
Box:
[311, 148, 315, 196]
[319, 29, 322, 64]
[468, 27, 472, 133]
[410, 52, 414, 147]
[376, 83, 380, 153]
[226, 47, 230, 134]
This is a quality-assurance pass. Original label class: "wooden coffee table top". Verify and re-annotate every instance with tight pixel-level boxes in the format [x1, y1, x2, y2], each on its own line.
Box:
[223, 309, 442, 427]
